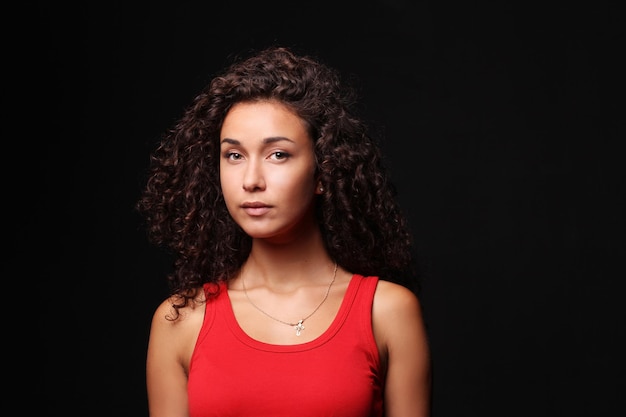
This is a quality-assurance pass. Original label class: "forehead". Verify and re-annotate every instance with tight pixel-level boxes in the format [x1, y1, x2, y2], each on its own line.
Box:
[220, 101, 310, 143]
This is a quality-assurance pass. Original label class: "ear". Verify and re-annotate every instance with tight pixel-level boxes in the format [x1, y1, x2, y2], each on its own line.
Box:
[315, 181, 324, 195]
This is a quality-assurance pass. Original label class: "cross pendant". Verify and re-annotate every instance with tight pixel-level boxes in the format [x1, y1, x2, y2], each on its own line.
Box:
[294, 320, 305, 336]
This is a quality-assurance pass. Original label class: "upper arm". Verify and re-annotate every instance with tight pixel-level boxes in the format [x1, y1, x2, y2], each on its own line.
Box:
[146, 298, 204, 417]
[373, 281, 431, 417]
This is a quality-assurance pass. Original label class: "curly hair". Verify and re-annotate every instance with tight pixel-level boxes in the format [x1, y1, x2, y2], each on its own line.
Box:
[136, 46, 418, 314]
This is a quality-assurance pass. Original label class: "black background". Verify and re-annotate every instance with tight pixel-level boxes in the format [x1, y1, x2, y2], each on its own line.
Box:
[30, 1, 623, 416]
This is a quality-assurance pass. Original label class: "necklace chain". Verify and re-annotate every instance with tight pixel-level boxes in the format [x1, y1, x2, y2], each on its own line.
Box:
[242, 263, 338, 336]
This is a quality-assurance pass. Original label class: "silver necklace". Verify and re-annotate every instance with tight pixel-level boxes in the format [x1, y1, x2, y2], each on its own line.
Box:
[242, 263, 338, 336]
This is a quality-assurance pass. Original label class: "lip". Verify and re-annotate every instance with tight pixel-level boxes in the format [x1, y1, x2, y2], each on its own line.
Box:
[241, 201, 271, 216]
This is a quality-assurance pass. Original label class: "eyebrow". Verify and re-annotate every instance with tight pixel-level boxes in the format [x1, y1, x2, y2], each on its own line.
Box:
[220, 136, 295, 145]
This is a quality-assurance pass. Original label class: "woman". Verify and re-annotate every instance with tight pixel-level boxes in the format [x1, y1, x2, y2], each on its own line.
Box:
[136, 45, 431, 417]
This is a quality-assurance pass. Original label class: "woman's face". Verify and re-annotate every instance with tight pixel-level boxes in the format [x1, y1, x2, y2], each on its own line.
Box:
[219, 101, 321, 242]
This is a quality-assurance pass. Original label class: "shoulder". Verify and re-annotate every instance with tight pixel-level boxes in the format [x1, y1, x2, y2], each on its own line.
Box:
[372, 279, 422, 315]
[146, 289, 209, 414]
[372, 279, 427, 350]
[149, 289, 208, 341]
[372, 280, 431, 416]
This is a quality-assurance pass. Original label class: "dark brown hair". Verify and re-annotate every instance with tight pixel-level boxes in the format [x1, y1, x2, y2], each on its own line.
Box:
[136, 46, 418, 314]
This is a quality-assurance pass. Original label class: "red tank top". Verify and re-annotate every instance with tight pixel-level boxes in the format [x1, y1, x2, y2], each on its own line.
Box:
[187, 274, 383, 417]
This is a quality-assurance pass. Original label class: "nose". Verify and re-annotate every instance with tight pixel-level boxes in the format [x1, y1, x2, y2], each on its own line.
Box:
[242, 159, 266, 192]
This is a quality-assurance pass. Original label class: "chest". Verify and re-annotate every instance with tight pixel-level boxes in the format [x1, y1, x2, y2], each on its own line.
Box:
[188, 342, 383, 417]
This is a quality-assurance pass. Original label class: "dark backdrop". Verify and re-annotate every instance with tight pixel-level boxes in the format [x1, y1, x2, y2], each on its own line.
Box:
[31, 1, 623, 416]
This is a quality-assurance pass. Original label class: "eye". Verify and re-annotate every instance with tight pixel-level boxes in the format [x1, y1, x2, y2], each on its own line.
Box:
[225, 152, 243, 160]
[270, 151, 291, 160]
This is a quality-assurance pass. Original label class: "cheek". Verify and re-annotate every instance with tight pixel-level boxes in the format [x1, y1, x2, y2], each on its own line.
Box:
[219, 169, 238, 205]
[273, 169, 316, 194]
[278, 176, 318, 210]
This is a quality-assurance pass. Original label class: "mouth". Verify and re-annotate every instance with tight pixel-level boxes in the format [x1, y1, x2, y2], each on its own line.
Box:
[242, 201, 269, 209]
[241, 202, 271, 216]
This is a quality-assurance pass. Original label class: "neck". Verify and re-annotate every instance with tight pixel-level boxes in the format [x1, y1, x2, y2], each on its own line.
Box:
[244, 223, 329, 286]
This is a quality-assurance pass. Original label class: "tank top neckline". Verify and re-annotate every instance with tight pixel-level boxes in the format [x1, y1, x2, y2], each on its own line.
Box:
[218, 273, 364, 352]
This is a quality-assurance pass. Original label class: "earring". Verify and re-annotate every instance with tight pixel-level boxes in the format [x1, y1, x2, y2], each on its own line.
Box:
[319, 186, 324, 192]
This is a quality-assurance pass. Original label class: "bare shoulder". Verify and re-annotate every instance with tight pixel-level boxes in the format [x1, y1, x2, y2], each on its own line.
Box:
[373, 280, 431, 416]
[373, 280, 422, 316]
[372, 280, 427, 353]
[146, 289, 208, 415]
[149, 290, 207, 341]
[151, 290, 207, 321]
